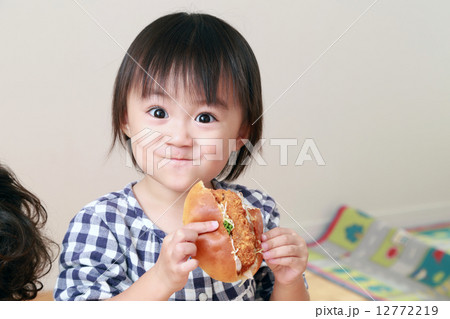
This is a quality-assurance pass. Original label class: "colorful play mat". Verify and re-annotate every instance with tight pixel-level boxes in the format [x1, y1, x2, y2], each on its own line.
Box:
[307, 206, 450, 301]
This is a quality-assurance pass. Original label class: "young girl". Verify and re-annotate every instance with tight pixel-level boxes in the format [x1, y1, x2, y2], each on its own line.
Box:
[55, 12, 309, 301]
[0, 163, 57, 300]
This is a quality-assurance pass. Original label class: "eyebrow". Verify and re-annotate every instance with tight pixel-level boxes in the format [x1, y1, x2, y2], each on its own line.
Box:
[148, 90, 229, 109]
[195, 97, 228, 109]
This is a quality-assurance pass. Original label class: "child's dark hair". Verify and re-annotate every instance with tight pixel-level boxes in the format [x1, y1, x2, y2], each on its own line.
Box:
[0, 163, 57, 300]
[111, 12, 263, 181]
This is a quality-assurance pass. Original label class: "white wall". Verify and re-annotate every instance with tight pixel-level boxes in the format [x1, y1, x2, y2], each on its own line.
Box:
[1, 0, 449, 291]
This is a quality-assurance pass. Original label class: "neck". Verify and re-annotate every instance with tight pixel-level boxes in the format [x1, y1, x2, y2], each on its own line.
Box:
[137, 175, 187, 212]
[132, 175, 213, 233]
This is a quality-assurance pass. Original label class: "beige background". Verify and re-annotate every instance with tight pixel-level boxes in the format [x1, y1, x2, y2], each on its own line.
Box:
[1, 0, 449, 292]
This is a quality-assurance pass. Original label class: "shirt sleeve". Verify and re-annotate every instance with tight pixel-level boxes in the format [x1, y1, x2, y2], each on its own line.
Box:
[54, 209, 133, 300]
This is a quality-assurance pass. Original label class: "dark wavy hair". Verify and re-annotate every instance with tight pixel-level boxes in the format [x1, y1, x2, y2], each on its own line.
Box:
[111, 12, 263, 181]
[0, 163, 57, 300]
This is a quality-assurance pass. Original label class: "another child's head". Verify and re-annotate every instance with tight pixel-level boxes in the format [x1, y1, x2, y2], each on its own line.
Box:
[111, 12, 263, 187]
[0, 163, 56, 301]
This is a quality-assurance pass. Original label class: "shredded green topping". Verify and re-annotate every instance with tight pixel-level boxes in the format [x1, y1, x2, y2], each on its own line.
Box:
[223, 218, 234, 235]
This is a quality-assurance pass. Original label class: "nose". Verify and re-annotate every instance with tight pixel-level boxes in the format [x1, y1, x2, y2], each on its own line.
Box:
[165, 118, 193, 148]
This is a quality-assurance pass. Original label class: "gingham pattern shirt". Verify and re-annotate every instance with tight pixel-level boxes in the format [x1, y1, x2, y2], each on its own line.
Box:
[54, 179, 280, 301]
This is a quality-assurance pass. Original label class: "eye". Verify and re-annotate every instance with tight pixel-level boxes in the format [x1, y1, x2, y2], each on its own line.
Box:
[195, 113, 216, 123]
[149, 107, 168, 119]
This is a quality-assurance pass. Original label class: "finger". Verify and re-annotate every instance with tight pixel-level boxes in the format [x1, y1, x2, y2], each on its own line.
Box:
[172, 228, 199, 243]
[184, 221, 219, 234]
[265, 256, 303, 267]
[170, 221, 219, 244]
[262, 227, 297, 241]
[262, 229, 303, 250]
[180, 258, 199, 273]
[263, 244, 302, 260]
[262, 233, 299, 252]
[173, 242, 197, 260]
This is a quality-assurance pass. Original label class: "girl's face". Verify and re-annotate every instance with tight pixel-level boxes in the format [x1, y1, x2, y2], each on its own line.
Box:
[124, 78, 248, 193]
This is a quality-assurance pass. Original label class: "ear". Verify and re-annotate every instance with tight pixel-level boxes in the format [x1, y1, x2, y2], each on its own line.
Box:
[121, 114, 131, 139]
[235, 123, 250, 150]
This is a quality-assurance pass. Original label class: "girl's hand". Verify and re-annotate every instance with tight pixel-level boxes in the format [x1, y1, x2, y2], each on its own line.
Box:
[261, 227, 308, 286]
[153, 221, 219, 294]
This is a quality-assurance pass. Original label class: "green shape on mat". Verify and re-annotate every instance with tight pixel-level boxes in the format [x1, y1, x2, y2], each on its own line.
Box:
[308, 250, 327, 261]
[371, 229, 405, 267]
[328, 207, 374, 251]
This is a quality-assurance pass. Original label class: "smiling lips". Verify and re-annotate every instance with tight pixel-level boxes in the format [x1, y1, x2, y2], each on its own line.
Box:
[164, 157, 195, 166]
[152, 150, 194, 162]
[153, 147, 204, 165]
[167, 157, 193, 161]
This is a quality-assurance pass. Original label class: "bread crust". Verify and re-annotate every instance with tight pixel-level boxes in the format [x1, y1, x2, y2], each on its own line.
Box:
[183, 181, 238, 282]
[183, 181, 263, 283]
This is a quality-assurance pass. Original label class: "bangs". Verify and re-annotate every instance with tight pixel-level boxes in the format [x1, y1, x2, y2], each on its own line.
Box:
[128, 13, 245, 107]
[133, 64, 233, 108]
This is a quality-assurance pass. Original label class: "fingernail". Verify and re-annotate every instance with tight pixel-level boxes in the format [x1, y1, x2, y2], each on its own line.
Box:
[261, 234, 267, 241]
[211, 221, 219, 228]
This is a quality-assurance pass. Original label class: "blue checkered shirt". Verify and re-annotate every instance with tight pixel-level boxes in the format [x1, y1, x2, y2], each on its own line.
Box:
[54, 179, 281, 300]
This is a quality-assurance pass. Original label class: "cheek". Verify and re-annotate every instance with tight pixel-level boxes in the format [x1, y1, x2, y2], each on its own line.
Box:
[193, 138, 235, 161]
[130, 131, 171, 174]
[131, 138, 154, 174]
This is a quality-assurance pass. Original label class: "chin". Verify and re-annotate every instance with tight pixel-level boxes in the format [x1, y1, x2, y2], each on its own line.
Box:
[152, 172, 205, 194]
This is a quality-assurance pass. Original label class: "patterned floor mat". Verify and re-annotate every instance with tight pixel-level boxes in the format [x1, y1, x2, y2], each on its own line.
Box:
[307, 206, 450, 301]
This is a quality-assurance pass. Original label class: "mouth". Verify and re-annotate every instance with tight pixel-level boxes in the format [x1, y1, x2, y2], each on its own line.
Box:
[168, 158, 193, 161]
[162, 158, 196, 167]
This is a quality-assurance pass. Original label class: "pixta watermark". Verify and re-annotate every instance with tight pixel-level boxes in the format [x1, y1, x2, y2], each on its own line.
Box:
[126, 128, 325, 174]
